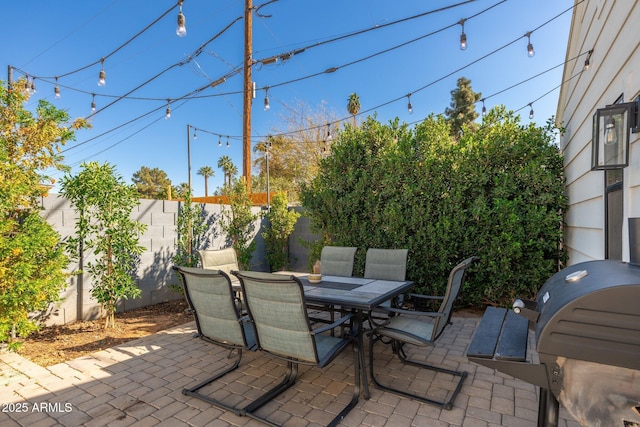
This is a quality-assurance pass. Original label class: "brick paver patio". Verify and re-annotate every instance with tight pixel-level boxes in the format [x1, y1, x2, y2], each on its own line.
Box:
[1, 315, 581, 426]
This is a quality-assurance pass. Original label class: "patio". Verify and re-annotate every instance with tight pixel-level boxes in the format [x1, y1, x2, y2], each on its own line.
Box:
[1, 314, 580, 427]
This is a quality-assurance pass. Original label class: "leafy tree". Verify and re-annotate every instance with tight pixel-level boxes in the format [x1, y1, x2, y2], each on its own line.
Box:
[262, 192, 300, 271]
[60, 162, 147, 328]
[0, 79, 88, 350]
[132, 166, 172, 199]
[221, 179, 259, 269]
[301, 111, 566, 306]
[251, 100, 339, 201]
[172, 189, 210, 270]
[347, 92, 361, 126]
[197, 166, 214, 197]
[444, 77, 482, 138]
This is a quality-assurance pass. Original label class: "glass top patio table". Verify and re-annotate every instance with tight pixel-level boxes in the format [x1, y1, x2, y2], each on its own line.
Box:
[298, 275, 414, 311]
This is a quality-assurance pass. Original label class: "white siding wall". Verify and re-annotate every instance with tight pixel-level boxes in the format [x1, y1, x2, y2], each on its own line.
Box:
[557, 1, 640, 264]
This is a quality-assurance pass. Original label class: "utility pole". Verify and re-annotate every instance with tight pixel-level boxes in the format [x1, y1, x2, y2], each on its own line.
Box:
[242, 0, 253, 192]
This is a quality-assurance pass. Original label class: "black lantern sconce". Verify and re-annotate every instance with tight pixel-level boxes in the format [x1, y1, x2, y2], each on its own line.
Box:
[591, 96, 639, 170]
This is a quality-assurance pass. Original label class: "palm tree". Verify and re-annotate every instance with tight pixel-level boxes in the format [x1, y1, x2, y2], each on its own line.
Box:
[347, 92, 361, 126]
[227, 163, 239, 185]
[217, 155, 234, 187]
[197, 166, 214, 197]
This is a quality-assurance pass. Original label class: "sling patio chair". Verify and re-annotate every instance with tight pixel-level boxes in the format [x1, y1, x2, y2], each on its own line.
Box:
[197, 247, 239, 276]
[310, 246, 358, 328]
[367, 256, 479, 410]
[364, 248, 409, 324]
[233, 270, 361, 427]
[172, 266, 256, 415]
[320, 246, 358, 276]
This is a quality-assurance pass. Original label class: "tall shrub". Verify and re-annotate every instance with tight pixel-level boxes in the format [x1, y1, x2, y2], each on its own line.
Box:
[60, 162, 147, 328]
[262, 192, 300, 271]
[173, 190, 209, 269]
[301, 111, 567, 306]
[0, 79, 87, 349]
[221, 179, 258, 269]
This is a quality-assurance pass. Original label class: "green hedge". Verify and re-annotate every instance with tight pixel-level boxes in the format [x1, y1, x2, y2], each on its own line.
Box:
[300, 109, 567, 306]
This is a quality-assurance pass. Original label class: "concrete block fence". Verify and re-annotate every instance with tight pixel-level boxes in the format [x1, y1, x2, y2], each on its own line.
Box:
[36, 194, 316, 326]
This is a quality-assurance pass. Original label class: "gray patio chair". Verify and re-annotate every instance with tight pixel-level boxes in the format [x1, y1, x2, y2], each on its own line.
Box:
[320, 246, 358, 276]
[233, 270, 361, 427]
[197, 247, 242, 305]
[311, 246, 358, 328]
[172, 266, 256, 415]
[364, 248, 408, 281]
[364, 248, 409, 315]
[197, 247, 239, 275]
[368, 256, 479, 410]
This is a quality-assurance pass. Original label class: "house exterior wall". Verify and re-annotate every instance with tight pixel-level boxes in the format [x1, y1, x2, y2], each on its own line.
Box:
[39, 194, 268, 325]
[557, 1, 640, 264]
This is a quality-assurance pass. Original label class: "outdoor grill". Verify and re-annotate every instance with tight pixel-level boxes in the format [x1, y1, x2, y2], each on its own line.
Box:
[467, 259, 640, 427]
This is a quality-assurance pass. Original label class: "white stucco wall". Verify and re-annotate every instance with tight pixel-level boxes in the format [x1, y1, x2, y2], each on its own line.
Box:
[557, 1, 640, 264]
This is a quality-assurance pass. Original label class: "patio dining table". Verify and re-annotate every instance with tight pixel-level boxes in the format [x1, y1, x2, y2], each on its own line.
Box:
[285, 273, 415, 399]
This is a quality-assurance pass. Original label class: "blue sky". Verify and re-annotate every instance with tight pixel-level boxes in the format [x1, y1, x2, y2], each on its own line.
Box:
[3, 0, 577, 196]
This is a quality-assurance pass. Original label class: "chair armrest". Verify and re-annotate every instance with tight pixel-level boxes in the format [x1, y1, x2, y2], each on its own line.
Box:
[312, 313, 354, 335]
[375, 306, 446, 318]
[407, 293, 444, 301]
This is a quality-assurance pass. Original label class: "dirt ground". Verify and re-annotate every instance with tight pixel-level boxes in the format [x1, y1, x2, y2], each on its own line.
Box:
[17, 299, 193, 367]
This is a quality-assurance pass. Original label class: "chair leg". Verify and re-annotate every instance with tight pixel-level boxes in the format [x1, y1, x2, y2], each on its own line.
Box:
[369, 336, 467, 410]
[242, 360, 299, 419]
[182, 349, 245, 415]
[244, 344, 362, 427]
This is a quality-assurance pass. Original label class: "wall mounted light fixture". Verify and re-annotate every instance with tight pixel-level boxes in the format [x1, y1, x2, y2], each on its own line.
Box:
[591, 96, 639, 170]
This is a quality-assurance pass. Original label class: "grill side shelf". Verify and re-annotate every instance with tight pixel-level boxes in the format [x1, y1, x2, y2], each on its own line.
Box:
[495, 310, 528, 361]
[467, 306, 507, 358]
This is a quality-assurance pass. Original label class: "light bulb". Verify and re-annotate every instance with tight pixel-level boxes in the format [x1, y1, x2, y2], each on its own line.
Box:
[30, 79, 36, 93]
[481, 100, 486, 117]
[91, 94, 96, 113]
[226, 137, 230, 148]
[54, 77, 60, 99]
[165, 101, 171, 119]
[218, 136, 222, 147]
[460, 32, 467, 50]
[98, 58, 106, 86]
[525, 33, 535, 58]
[527, 42, 535, 58]
[264, 96, 270, 111]
[407, 94, 413, 114]
[176, 11, 186, 37]
[193, 131, 197, 140]
[529, 104, 534, 119]
[604, 117, 617, 145]
[458, 19, 467, 51]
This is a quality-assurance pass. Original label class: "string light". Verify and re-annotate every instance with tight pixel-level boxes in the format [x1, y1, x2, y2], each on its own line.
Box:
[584, 49, 593, 70]
[481, 99, 486, 117]
[226, 136, 230, 148]
[525, 32, 535, 58]
[165, 99, 171, 119]
[326, 123, 332, 142]
[98, 58, 106, 86]
[528, 103, 534, 119]
[407, 94, 413, 114]
[458, 19, 467, 50]
[176, 0, 186, 37]
[91, 93, 96, 113]
[218, 136, 222, 147]
[30, 78, 36, 94]
[264, 87, 270, 111]
[193, 130, 197, 139]
[54, 77, 60, 99]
